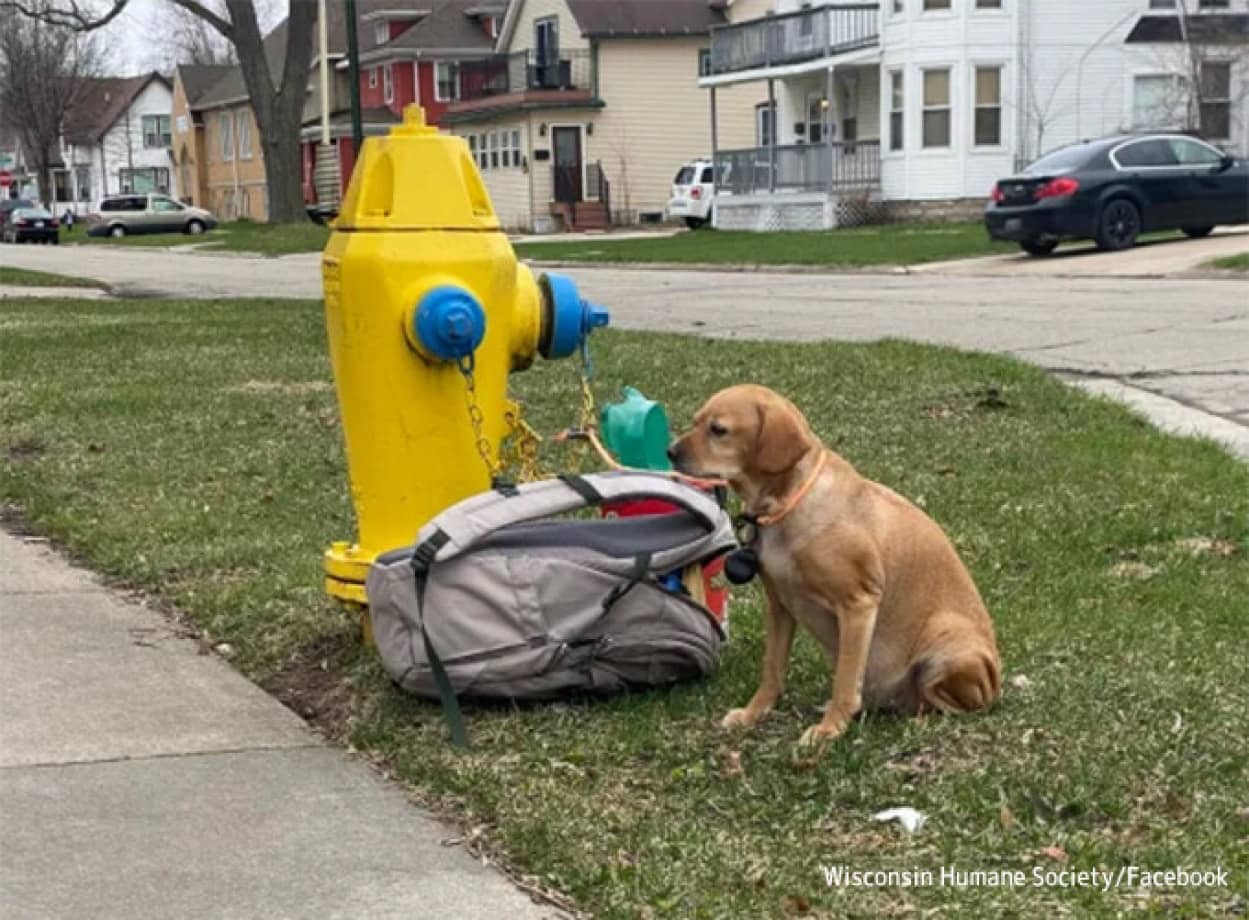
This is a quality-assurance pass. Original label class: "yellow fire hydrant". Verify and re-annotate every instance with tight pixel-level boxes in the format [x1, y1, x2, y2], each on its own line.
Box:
[321, 105, 609, 605]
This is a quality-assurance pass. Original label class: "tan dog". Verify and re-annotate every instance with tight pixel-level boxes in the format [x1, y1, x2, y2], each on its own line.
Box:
[669, 384, 1001, 747]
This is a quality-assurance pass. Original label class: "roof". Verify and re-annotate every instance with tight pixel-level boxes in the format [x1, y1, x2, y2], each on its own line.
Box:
[302, 106, 401, 127]
[565, 0, 727, 37]
[175, 64, 234, 105]
[63, 72, 171, 146]
[1125, 13, 1249, 44]
[370, 0, 501, 56]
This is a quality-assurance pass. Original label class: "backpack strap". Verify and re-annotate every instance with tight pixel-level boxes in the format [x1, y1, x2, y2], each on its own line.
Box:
[409, 529, 469, 749]
[412, 472, 724, 568]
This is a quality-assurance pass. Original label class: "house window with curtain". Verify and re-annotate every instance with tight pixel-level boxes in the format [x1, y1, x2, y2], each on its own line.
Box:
[1132, 74, 1183, 129]
[435, 62, 460, 102]
[922, 68, 951, 148]
[237, 112, 252, 159]
[142, 114, 171, 148]
[220, 112, 233, 161]
[889, 71, 904, 151]
[374, 21, 388, 45]
[923, 0, 951, 10]
[974, 66, 1002, 145]
[383, 64, 394, 104]
[1200, 61, 1231, 139]
[75, 166, 91, 201]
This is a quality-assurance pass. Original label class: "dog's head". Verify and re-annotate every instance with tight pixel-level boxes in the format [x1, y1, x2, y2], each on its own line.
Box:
[668, 384, 814, 482]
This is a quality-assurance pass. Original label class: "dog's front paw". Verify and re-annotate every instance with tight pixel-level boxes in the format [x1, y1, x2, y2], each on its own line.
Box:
[720, 707, 765, 731]
[798, 719, 848, 750]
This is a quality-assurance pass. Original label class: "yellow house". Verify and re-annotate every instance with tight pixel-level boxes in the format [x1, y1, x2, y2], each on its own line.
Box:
[443, 0, 762, 231]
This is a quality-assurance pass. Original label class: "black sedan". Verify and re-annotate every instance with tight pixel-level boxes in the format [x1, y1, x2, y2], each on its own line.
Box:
[986, 134, 1249, 256]
[2, 206, 60, 244]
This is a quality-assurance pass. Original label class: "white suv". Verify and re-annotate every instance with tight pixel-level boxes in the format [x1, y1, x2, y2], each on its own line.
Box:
[667, 159, 715, 229]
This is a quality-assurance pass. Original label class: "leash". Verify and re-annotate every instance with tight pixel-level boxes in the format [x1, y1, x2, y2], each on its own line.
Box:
[554, 427, 728, 490]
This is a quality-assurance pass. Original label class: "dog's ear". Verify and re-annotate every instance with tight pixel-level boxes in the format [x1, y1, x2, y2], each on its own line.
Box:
[752, 397, 809, 475]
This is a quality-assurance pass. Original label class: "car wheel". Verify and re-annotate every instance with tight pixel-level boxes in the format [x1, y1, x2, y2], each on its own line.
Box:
[109, 224, 126, 238]
[684, 217, 707, 230]
[1182, 226, 1214, 239]
[1020, 239, 1059, 257]
[186, 219, 205, 235]
[1095, 199, 1141, 252]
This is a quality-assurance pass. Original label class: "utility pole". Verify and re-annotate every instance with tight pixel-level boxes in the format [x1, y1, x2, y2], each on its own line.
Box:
[345, 0, 364, 156]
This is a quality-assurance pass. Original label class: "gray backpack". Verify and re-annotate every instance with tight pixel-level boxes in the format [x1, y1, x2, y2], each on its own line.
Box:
[366, 472, 736, 746]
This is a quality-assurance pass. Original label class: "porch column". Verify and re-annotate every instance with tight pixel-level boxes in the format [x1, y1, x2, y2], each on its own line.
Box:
[709, 85, 718, 197]
[767, 78, 776, 193]
[826, 65, 835, 195]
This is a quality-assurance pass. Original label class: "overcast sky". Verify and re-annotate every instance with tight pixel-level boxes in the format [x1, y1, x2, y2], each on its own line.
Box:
[103, 0, 285, 74]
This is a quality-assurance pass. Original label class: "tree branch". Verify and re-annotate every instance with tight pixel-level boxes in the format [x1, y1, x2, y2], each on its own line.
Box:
[0, 0, 130, 31]
[166, 0, 233, 41]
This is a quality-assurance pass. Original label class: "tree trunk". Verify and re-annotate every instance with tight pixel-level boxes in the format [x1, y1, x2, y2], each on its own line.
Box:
[259, 116, 306, 223]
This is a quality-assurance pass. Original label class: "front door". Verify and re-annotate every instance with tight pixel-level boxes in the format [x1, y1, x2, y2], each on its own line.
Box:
[552, 127, 582, 204]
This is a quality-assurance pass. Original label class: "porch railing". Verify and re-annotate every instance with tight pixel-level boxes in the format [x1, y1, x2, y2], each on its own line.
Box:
[458, 49, 592, 102]
[710, 4, 880, 76]
[714, 140, 881, 195]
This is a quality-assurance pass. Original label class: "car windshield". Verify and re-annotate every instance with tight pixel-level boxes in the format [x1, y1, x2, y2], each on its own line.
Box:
[16, 207, 52, 219]
[1023, 145, 1094, 176]
[674, 166, 695, 185]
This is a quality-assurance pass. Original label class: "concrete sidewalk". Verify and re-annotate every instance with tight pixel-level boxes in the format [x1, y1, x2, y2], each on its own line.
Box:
[0, 529, 559, 920]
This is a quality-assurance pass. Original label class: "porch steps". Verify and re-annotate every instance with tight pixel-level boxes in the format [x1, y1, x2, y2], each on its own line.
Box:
[550, 201, 609, 232]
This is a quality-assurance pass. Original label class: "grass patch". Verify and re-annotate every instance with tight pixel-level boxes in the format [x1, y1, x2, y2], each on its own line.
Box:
[1209, 252, 1249, 271]
[0, 266, 102, 288]
[2, 296, 1247, 917]
[70, 220, 330, 256]
[514, 221, 1015, 267]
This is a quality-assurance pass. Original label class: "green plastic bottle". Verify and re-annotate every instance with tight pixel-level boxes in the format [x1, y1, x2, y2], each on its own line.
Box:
[599, 386, 672, 471]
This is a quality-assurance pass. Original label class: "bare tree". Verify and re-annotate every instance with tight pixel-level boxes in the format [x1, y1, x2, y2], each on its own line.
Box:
[144, 0, 237, 70]
[3, 0, 318, 223]
[0, 2, 106, 207]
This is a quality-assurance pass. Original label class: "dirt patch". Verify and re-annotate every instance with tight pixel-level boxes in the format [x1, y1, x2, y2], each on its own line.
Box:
[261, 631, 357, 740]
[5, 437, 46, 463]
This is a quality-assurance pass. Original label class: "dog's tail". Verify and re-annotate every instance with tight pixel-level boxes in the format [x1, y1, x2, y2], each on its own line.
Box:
[912, 615, 1001, 715]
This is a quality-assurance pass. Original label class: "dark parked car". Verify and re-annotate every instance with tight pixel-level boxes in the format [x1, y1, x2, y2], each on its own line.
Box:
[1, 205, 59, 244]
[986, 134, 1249, 256]
[0, 196, 35, 236]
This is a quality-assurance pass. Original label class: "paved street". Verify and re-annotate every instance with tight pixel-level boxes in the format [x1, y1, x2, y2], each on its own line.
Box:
[3, 237, 1246, 456]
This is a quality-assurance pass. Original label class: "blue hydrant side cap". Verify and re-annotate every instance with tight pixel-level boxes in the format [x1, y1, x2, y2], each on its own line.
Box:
[541, 272, 610, 360]
[414, 285, 486, 360]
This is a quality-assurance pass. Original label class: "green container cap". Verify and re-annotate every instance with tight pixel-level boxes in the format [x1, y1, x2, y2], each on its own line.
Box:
[599, 386, 672, 470]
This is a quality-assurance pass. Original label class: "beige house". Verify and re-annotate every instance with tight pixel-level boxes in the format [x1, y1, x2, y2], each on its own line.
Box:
[442, 0, 761, 231]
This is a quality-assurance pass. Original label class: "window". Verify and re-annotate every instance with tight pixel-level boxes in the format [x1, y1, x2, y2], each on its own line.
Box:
[698, 48, 712, 77]
[368, 67, 378, 89]
[468, 134, 478, 164]
[152, 196, 183, 213]
[476, 134, 487, 169]
[1132, 74, 1183, 129]
[799, 1, 814, 36]
[892, 0, 903, 15]
[888, 71, 904, 151]
[923, 0, 951, 10]
[237, 112, 252, 159]
[1169, 137, 1224, 165]
[511, 129, 522, 167]
[535, 16, 559, 67]
[142, 114, 171, 149]
[489, 132, 499, 168]
[975, 0, 1002, 7]
[75, 166, 90, 201]
[53, 170, 71, 203]
[219, 112, 233, 161]
[806, 94, 824, 144]
[922, 68, 951, 148]
[120, 167, 170, 194]
[435, 61, 460, 102]
[1200, 61, 1232, 140]
[1198, 0, 1230, 8]
[1113, 138, 1178, 168]
[1149, 0, 1176, 7]
[374, 21, 388, 45]
[383, 64, 394, 104]
[755, 102, 775, 147]
[974, 66, 1002, 145]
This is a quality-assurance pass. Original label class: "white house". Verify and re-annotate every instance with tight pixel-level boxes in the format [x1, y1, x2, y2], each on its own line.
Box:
[700, 0, 1249, 230]
[19, 72, 176, 214]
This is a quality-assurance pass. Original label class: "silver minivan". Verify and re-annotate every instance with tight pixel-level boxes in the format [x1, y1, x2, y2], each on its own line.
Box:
[87, 193, 217, 238]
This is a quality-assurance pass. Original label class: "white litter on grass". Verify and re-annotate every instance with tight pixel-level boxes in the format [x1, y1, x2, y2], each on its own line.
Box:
[1009, 673, 1032, 690]
[873, 807, 927, 833]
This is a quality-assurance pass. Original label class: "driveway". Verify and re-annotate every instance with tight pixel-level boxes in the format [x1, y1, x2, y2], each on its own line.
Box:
[914, 225, 1249, 277]
[3, 241, 1246, 457]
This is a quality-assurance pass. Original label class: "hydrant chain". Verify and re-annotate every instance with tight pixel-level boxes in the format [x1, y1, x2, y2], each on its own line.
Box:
[460, 362, 501, 480]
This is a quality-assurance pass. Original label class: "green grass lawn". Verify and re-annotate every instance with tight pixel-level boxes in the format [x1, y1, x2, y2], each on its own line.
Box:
[1209, 253, 1249, 271]
[514, 222, 1015, 267]
[2, 296, 1247, 917]
[69, 220, 331, 256]
[0, 266, 102, 288]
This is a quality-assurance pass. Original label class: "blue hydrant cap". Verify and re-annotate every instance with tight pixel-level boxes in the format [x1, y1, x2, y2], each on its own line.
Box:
[414, 285, 486, 361]
[540, 272, 610, 360]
